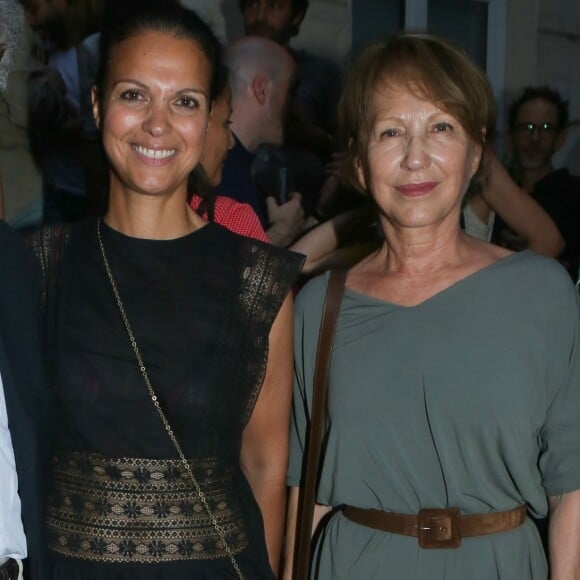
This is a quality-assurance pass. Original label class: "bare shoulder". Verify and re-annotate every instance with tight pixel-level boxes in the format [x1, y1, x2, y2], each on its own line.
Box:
[475, 240, 513, 264]
[345, 247, 384, 288]
[348, 244, 382, 274]
[467, 238, 572, 297]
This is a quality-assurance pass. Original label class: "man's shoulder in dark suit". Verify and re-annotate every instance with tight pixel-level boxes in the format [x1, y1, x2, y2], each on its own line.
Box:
[0, 220, 40, 283]
[0, 220, 50, 579]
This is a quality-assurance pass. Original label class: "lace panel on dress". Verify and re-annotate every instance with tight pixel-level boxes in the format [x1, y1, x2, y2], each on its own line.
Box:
[236, 240, 304, 425]
[47, 452, 248, 563]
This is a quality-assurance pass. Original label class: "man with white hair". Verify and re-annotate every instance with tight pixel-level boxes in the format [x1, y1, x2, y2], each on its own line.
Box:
[220, 36, 305, 247]
[0, 4, 50, 580]
[239, 0, 341, 137]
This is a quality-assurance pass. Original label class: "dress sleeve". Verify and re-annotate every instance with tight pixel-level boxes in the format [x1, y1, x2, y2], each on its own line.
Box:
[25, 223, 70, 384]
[287, 274, 327, 487]
[237, 239, 304, 425]
[539, 280, 580, 496]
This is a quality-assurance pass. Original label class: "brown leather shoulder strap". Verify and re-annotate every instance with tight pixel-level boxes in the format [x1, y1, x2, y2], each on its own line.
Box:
[293, 269, 347, 580]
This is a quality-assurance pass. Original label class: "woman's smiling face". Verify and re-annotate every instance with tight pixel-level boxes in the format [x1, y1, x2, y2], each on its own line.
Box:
[93, 29, 211, 200]
[358, 83, 481, 233]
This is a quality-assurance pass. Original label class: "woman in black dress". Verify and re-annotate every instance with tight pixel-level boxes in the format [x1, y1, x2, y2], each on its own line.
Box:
[31, 4, 303, 579]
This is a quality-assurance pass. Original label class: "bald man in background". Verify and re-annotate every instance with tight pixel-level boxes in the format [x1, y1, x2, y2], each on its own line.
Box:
[220, 36, 305, 247]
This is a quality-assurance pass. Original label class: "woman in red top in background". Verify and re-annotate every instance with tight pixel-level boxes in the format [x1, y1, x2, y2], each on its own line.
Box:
[190, 72, 269, 242]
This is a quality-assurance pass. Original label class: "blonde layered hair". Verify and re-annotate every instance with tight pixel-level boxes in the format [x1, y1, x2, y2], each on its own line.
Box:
[338, 33, 496, 195]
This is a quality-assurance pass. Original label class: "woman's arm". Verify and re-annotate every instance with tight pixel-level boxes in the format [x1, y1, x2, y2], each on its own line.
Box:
[290, 204, 374, 275]
[283, 486, 332, 580]
[549, 489, 580, 579]
[240, 294, 294, 575]
[481, 153, 564, 257]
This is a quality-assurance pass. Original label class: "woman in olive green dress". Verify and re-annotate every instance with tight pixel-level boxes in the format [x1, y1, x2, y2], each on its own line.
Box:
[284, 33, 580, 580]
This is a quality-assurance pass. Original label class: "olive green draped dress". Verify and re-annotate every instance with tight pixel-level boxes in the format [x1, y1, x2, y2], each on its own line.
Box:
[288, 252, 580, 579]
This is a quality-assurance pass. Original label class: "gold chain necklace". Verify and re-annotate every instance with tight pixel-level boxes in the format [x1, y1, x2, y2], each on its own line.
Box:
[97, 218, 244, 580]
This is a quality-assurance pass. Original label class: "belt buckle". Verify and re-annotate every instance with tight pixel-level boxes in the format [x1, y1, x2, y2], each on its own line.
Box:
[417, 508, 461, 549]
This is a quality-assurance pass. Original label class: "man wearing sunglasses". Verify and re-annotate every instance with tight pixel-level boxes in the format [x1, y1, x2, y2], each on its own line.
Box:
[509, 86, 570, 188]
[505, 86, 580, 279]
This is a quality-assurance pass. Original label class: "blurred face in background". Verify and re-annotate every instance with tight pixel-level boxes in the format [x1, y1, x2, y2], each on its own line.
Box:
[202, 84, 234, 186]
[243, 0, 303, 45]
[511, 97, 566, 172]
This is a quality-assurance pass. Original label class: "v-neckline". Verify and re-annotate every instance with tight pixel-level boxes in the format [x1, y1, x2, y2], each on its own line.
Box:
[342, 251, 530, 310]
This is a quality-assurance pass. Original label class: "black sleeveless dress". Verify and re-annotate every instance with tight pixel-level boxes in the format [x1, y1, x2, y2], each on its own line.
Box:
[33, 219, 303, 579]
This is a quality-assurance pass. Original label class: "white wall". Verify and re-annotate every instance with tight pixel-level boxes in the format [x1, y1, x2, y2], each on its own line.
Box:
[504, 0, 539, 99]
[292, 0, 351, 65]
[222, 0, 244, 41]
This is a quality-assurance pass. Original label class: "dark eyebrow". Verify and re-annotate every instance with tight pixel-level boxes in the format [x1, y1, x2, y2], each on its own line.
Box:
[112, 79, 208, 101]
[176, 88, 208, 100]
[111, 79, 148, 90]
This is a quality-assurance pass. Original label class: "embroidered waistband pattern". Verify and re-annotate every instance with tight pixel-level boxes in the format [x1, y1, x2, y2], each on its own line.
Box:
[47, 452, 248, 563]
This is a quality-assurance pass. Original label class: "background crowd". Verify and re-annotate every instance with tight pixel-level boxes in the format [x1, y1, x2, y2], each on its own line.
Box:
[0, 0, 579, 579]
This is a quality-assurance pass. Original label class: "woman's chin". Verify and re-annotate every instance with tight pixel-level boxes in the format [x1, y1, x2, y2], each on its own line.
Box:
[381, 207, 461, 234]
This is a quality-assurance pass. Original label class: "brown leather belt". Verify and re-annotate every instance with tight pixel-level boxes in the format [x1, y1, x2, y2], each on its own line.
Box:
[342, 504, 527, 549]
[0, 558, 19, 580]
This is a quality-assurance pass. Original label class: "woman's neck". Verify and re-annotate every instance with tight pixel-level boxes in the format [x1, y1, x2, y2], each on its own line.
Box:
[378, 219, 469, 277]
[105, 188, 206, 240]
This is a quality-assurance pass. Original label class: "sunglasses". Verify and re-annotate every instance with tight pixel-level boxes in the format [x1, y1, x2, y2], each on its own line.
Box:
[513, 122, 559, 136]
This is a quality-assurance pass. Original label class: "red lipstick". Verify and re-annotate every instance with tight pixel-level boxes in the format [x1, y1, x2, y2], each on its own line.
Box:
[395, 182, 438, 197]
